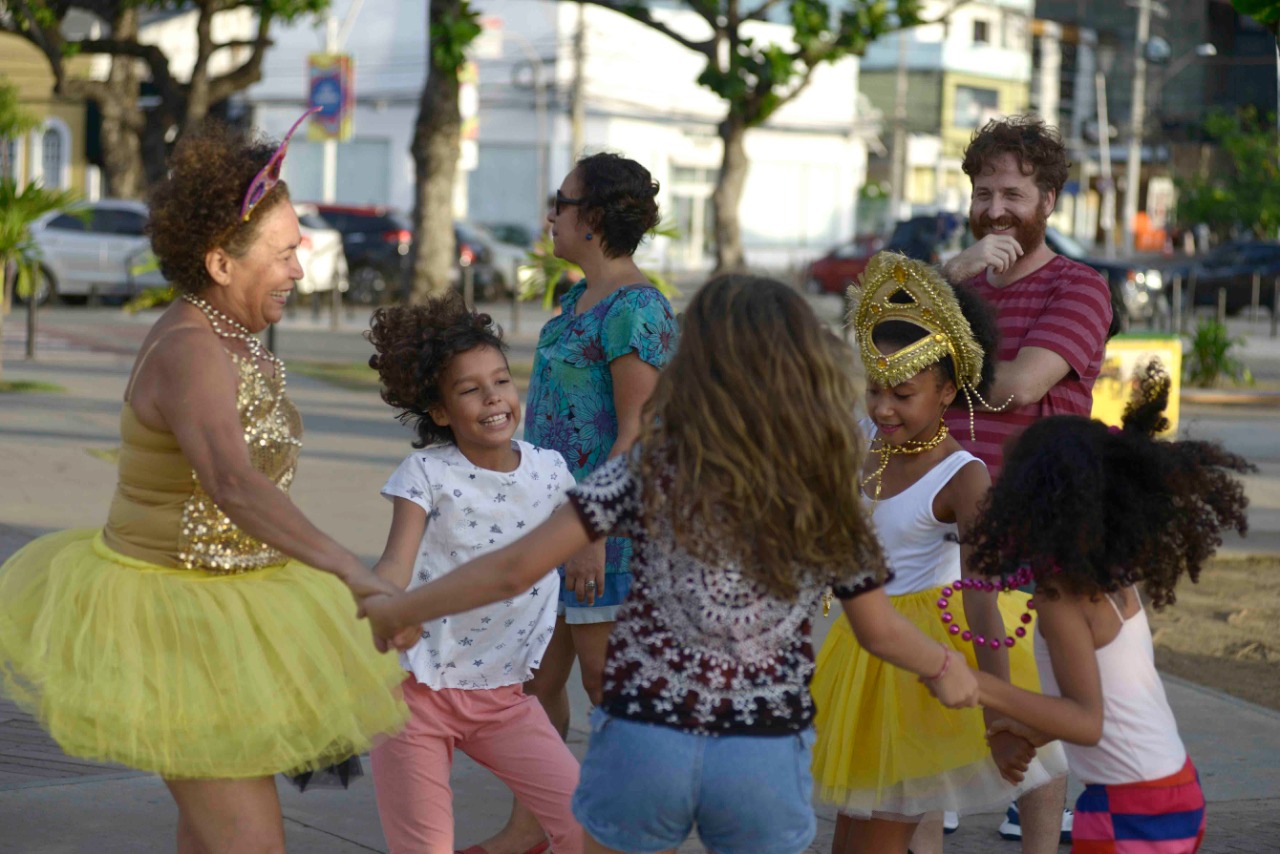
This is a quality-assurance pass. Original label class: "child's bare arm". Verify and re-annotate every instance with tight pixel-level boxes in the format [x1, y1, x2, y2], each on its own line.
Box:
[976, 593, 1105, 745]
[373, 498, 429, 591]
[364, 502, 594, 638]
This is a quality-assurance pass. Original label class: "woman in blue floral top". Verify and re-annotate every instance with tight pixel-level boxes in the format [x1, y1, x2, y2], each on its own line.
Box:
[478, 152, 677, 854]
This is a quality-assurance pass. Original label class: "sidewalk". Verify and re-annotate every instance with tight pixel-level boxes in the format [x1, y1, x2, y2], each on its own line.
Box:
[1, 331, 1279, 851]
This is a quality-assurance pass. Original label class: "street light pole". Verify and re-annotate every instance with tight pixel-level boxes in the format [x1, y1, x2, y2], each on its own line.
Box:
[887, 31, 909, 226]
[1122, 0, 1151, 256]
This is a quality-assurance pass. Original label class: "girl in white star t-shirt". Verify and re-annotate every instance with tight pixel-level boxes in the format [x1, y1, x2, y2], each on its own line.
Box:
[365, 295, 583, 854]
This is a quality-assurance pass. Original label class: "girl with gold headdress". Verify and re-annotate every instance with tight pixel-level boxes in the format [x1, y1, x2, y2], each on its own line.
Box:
[810, 253, 1068, 854]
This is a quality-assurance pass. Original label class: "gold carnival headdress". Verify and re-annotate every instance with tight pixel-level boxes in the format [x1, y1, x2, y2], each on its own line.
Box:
[848, 252, 1009, 441]
[850, 251, 984, 393]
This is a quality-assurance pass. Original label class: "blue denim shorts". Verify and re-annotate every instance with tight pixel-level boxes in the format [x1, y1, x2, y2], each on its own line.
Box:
[572, 708, 817, 854]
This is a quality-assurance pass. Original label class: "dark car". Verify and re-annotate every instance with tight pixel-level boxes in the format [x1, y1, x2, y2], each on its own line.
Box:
[311, 205, 499, 304]
[803, 235, 884, 295]
[1166, 241, 1280, 315]
[1043, 227, 1164, 333]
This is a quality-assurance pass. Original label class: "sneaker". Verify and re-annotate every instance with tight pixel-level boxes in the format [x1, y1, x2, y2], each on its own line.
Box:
[943, 811, 960, 834]
[997, 803, 1074, 844]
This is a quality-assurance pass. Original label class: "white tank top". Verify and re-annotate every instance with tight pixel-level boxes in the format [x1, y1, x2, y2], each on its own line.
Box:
[862, 423, 983, 596]
[1034, 590, 1187, 785]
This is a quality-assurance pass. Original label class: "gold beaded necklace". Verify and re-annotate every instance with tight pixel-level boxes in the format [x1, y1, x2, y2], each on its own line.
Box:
[183, 293, 285, 382]
[860, 421, 950, 504]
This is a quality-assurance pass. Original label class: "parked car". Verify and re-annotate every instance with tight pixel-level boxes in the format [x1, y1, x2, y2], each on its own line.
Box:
[802, 234, 884, 295]
[480, 222, 537, 250]
[1043, 227, 1163, 332]
[312, 204, 499, 303]
[293, 204, 349, 297]
[1165, 241, 1280, 315]
[469, 223, 530, 298]
[27, 199, 158, 304]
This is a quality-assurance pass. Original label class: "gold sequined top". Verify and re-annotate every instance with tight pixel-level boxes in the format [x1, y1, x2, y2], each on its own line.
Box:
[103, 352, 304, 574]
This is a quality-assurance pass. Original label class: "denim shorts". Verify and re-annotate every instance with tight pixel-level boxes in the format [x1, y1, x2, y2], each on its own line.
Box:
[572, 708, 817, 854]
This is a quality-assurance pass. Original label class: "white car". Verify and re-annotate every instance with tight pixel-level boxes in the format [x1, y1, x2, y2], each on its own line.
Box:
[294, 204, 349, 297]
[27, 198, 161, 303]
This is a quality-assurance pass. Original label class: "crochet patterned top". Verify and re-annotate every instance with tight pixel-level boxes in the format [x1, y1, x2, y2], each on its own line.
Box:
[568, 453, 886, 736]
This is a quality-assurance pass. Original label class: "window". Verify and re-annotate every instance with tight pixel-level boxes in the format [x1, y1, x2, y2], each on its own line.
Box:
[954, 85, 1000, 129]
[973, 20, 990, 45]
[91, 208, 148, 236]
[41, 126, 65, 189]
[48, 213, 86, 231]
[1, 137, 17, 180]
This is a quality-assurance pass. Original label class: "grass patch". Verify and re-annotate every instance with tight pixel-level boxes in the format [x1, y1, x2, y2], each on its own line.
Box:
[0, 380, 66, 394]
[288, 359, 534, 393]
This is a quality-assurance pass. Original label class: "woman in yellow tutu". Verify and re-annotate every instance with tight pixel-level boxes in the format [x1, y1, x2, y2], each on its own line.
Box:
[0, 113, 408, 852]
[810, 254, 1067, 854]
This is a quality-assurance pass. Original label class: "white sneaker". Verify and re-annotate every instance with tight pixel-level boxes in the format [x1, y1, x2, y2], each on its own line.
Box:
[942, 811, 959, 834]
[997, 803, 1073, 843]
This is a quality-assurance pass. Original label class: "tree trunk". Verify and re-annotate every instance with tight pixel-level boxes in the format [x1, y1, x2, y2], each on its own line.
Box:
[409, 0, 464, 301]
[712, 113, 749, 274]
[185, 2, 215, 127]
[99, 7, 145, 199]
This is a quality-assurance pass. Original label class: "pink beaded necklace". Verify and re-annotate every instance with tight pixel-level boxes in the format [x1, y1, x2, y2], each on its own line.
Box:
[937, 566, 1039, 649]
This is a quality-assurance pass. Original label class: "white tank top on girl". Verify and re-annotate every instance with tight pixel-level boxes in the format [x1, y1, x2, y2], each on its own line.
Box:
[861, 422, 983, 596]
[1034, 591, 1187, 785]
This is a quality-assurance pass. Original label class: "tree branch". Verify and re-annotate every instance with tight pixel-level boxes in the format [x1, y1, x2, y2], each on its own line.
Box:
[743, 0, 787, 23]
[205, 9, 273, 105]
[74, 37, 183, 111]
[578, 0, 716, 57]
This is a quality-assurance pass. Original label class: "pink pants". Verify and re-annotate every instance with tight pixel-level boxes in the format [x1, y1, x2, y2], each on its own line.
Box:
[371, 679, 583, 854]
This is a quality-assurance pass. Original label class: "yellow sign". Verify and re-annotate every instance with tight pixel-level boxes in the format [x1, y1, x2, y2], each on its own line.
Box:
[1090, 335, 1182, 436]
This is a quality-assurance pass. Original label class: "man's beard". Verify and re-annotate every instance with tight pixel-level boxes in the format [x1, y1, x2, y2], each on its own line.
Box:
[971, 207, 1047, 254]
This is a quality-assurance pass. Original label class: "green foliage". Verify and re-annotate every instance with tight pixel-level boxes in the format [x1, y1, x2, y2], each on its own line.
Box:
[429, 0, 483, 74]
[1232, 0, 1280, 37]
[0, 180, 80, 302]
[123, 285, 177, 314]
[518, 222, 683, 309]
[601, 0, 917, 128]
[1183, 318, 1254, 388]
[0, 83, 40, 140]
[1175, 107, 1280, 240]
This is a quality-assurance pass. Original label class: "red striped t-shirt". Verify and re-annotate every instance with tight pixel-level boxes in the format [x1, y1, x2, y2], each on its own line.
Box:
[944, 255, 1112, 481]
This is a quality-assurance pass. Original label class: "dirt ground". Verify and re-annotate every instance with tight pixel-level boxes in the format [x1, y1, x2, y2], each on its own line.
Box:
[1149, 554, 1280, 711]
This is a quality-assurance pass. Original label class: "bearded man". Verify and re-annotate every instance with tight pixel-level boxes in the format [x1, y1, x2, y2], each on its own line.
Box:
[939, 116, 1113, 854]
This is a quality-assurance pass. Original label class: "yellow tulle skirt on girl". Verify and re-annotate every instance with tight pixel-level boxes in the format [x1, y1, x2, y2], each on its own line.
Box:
[0, 529, 408, 780]
[811, 587, 1068, 818]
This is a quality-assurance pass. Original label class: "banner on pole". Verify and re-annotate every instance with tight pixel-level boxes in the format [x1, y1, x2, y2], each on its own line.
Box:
[308, 53, 354, 142]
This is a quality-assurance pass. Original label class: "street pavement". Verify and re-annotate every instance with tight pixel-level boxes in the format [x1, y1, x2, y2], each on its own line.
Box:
[0, 296, 1278, 852]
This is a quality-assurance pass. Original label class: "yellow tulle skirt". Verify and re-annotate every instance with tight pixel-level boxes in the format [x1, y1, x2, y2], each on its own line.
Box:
[0, 529, 408, 780]
[811, 586, 1068, 819]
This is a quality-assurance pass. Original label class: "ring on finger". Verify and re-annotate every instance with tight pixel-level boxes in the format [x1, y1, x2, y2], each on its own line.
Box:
[585, 579, 597, 591]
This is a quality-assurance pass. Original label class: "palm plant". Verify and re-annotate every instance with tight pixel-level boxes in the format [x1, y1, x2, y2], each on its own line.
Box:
[518, 221, 683, 309]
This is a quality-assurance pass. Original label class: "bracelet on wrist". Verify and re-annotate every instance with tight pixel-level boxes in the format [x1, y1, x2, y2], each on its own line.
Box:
[927, 643, 951, 682]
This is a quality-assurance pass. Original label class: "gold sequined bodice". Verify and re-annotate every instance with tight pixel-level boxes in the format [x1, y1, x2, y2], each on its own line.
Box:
[103, 352, 303, 574]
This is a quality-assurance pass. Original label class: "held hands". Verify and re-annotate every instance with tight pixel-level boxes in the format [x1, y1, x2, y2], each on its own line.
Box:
[942, 233, 1024, 283]
[564, 539, 607, 606]
[987, 717, 1053, 748]
[921, 649, 980, 709]
[357, 594, 420, 653]
[987, 730, 1037, 785]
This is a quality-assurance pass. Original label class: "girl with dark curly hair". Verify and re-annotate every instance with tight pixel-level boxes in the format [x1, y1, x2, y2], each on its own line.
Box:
[360, 274, 979, 854]
[0, 113, 410, 851]
[362, 294, 583, 854]
[957, 361, 1253, 853]
[811, 254, 1067, 854]
[484, 151, 680, 854]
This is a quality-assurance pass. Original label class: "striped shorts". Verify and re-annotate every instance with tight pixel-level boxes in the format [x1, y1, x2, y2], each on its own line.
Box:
[1072, 757, 1206, 853]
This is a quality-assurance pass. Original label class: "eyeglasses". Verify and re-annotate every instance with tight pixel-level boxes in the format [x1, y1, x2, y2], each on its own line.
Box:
[239, 106, 321, 222]
[554, 189, 584, 216]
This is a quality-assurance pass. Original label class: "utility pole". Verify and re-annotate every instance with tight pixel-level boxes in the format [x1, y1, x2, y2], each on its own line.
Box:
[887, 31, 909, 226]
[1096, 69, 1117, 259]
[1122, 0, 1151, 256]
[570, 1, 586, 159]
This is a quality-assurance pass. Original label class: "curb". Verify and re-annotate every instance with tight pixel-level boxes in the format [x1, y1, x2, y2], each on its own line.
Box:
[1181, 389, 1280, 407]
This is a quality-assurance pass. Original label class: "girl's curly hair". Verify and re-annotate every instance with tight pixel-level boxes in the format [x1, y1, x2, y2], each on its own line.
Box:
[148, 120, 290, 294]
[636, 274, 886, 600]
[967, 361, 1254, 608]
[574, 152, 660, 258]
[366, 292, 506, 447]
[869, 280, 1000, 399]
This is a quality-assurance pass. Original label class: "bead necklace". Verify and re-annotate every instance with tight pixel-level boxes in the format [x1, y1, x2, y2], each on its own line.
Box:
[183, 293, 285, 383]
[861, 421, 950, 504]
[937, 566, 1038, 649]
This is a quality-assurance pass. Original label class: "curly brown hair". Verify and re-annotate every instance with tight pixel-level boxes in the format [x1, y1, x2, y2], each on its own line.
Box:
[636, 274, 886, 600]
[967, 361, 1255, 609]
[574, 152, 660, 259]
[147, 120, 290, 294]
[961, 116, 1070, 199]
[366, 292, 506, 448]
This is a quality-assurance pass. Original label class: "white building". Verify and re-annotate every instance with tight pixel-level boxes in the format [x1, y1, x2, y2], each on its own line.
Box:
[246, 0, 878, 272]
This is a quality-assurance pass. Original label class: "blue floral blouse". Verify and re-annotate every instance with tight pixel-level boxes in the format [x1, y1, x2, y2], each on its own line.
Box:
[525, 281, 678, 577]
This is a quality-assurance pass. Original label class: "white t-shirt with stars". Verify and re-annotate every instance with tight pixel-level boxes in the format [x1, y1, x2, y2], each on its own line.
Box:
[381, 440, 573, 690]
